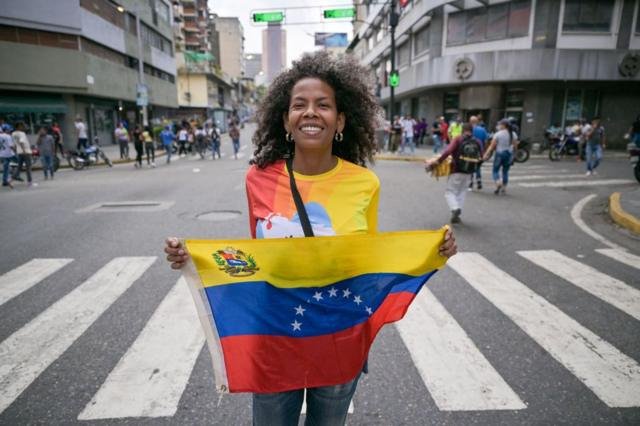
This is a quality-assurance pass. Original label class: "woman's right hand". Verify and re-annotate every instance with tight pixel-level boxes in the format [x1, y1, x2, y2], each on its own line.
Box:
[165, 237, 189, 270]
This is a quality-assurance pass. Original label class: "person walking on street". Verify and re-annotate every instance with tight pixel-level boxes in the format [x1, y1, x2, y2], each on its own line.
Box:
[448, 116, 462, 142]
[75, 116, 88, 152]
[469, 115, 488, 191]
[440, 116, 449, 148]
[483, 119, 518, 195]
[132, 125, 143, 168]
[115, 122, 130, 159]
[163, 51, 458, 426]
[12, 122, 34, 186]
[400, 115, 416, 155]
[390, 115, 402, 153]
[229, 123, 240, 160]
[426, 123, 482, 223]
[177, 125, 188, 157]
[160, 125, 175, 164]
[627, 114, 640, 148]
[142, 126, 155, 167]
[0, 125, 15, 188]
[209, 122, 221, 159]
[37, 126, 55, 180]
[584, 117, 606, 176]
[51, 122, 64, 156]
[195, 124, 207, 159]
[432, 117, 444, 154]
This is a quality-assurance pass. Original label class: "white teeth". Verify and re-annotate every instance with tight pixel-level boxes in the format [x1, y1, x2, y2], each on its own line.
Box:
[300, 126, 322, 132]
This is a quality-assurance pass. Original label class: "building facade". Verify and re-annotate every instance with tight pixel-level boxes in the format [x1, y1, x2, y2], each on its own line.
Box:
[0, 0, 177, 146]
[349, 0, 640, 147]
[262, 23, 287, 85]
[212, 16, 244, 80]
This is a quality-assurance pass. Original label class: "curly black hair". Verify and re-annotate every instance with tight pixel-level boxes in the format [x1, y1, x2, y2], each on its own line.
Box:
[251, 51, 381, 168]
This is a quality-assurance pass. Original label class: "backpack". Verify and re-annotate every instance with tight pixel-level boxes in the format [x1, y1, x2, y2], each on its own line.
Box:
[456, 136, 482, 174]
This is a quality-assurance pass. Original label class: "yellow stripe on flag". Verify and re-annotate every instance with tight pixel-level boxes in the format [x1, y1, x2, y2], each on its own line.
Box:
[185, 228, 448, 289]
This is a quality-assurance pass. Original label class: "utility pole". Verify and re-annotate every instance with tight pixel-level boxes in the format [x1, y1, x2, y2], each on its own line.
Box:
[389, 0, 398, 121]
[135, 13, 149, 128]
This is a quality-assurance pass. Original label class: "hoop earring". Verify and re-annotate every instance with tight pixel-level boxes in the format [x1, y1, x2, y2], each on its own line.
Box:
[286, 132, 294, 143]
[334, 132, 344, 142]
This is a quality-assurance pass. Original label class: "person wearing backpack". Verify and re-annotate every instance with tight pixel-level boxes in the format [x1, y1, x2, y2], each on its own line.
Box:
[208, 121, 221, 159]
[426, 123, 482, 223]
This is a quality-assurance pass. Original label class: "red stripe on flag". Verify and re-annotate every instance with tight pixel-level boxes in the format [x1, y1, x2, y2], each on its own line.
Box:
[220, 291, 417, 393]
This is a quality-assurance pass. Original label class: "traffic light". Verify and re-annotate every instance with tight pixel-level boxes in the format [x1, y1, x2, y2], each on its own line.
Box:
[323, 8, 355, 19]
[399, 0, 411, 8]
[252, 11, 284, 23]
[389, 70, 399, 88]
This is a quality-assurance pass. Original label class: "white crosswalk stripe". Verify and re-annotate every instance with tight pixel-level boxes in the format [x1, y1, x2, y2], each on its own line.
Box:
[595, 248, 640, 270]
[518, 250, 640, 321]
[448, 253, 640, 408]
[0, 259, 72, 307]
[0, 257, 156, 415]
[78, 277, 205, 420]
[396, 288, 526, 411]
[508, 174, 587, 181]
[518, 179, 634, 188]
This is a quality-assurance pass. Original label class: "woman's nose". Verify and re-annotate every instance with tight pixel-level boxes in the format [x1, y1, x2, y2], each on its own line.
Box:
[303, 105, 317, 117]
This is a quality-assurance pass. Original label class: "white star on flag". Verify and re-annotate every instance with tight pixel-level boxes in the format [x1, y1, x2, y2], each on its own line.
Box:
[365, 306, 373, 315]
[353, 295, 363, 305]
[342, 288, 352, 298]
[312, 291, 323, 302]
[328, 287, 338, 297]
[291, 320, 302, 331]
[294, 305, 305, 316]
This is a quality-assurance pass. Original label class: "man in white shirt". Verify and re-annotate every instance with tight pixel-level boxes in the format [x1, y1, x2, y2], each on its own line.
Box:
[75, 116, 88, 151]
[0, 125, 15, 187]
[400, 115, 416, 155]
[11, 121, 34, 186]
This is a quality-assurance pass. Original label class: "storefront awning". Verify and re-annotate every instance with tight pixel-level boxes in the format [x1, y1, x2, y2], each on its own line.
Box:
[0, 96, 68, 114]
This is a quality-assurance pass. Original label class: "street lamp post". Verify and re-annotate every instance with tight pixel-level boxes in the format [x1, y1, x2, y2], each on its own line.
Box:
[135, 13, 149, 128]
[389, 0, 398, 121]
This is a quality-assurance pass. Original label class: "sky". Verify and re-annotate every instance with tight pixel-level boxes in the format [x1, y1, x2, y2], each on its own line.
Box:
[209, 0, 355, 67]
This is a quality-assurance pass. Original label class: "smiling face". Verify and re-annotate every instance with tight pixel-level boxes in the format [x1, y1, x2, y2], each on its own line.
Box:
[283, 77, 345, 152]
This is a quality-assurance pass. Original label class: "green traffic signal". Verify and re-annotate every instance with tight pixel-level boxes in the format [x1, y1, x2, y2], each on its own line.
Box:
[323, 8, 355, 19]
[389, 71, 399, 87]
[252, 11, 285, 23]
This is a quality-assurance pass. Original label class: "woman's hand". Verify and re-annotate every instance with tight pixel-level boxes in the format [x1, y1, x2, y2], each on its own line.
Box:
[439, 229, 457, 258]
[164, 237, 189, 269]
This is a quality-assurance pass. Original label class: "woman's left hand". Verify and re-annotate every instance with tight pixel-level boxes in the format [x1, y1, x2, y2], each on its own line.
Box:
[439, 228, 457, 258]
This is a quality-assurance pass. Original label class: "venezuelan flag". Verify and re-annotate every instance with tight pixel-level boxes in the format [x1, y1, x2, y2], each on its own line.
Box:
[183, 228, 447, 393]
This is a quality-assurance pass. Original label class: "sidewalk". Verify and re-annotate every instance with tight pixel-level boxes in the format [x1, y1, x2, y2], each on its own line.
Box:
[609, 187, 640, 235]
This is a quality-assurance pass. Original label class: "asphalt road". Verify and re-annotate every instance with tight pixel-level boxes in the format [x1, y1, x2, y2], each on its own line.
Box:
[0, 128, 639, 425]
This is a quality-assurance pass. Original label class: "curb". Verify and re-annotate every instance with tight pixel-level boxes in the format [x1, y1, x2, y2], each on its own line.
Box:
[609, 192, 640, 235]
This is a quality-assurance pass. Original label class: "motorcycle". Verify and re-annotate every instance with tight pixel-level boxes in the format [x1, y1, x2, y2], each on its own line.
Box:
[549, 134, 584, 161]
[629, 143, 640, 183]
[514, 138, 530, 163]
[69, 142, 112, 170]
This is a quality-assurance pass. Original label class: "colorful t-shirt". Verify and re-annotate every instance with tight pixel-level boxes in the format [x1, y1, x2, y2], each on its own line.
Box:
[245, 158, 380, 239]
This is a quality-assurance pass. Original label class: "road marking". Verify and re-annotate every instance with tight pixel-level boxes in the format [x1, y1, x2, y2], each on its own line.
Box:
[0, 259, 73, 307]
[396, 288, 526, 411]
[595, 249, 640, 270]
[301, 392, 354, 414]
[570, 194, 624, 250]
[518, 250, 640, 321]
[0, 257, 155, 415]
[78, 278, 205, 420]
[508, 174, 587, 181]
[448, 253, 640, 408]
[518, 179, 634, 188]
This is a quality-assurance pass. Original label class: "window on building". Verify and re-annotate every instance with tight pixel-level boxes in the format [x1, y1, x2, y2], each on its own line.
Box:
[443, 92, 459, 121]
[398, 41, 410, 66]
[367, 35, 374, 51]
[414, 24, 430, 56]
[155, 0, 170, 24]
[446, 0, 531, 46]
[562, 0, 615, 33]
[551, 89, 601, 128]
[376, 27, 385, 43]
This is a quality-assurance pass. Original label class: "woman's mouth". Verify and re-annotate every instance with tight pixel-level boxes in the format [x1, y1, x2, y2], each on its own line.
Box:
[299, 125, 323, 136]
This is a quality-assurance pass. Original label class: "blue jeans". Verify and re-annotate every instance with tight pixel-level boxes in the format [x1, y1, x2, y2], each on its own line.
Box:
[492, 151, 512, 185]
[232, 139, 240, 156]
[401, 136, 415, 154]
[2, 157, 11, 184]
[212, 140, 221, 158]
[41, 153, 54, 178]
[164, 144, 172, 163]
[252, 375, 360, 426]
[632, 133, 640, 148]
[586, 143, 602, 171]
[432, 135, 442, 153]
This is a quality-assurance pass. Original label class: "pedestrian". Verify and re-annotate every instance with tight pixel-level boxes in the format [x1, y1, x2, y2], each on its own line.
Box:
[469, 115, 488, 191]
[114, 122, 130, 159]
[163, 51, 457, 426]
[432, 117, 443, 154]
[177, 125, 188, 157]
[627, 114, 640, 148]
[209, 121, 221, 159]
[187, 126, 195, 155]
[0, 125, 15, 188]
[400, 115, 416, 155]
[51, 122, 64, 156]
[74, 116, 88, 152]
[390, 115, 402, 153]
[229, 122, 240, 160]
[418, 118, 428, 145]
[440, 116, 449, 148]
[142, 126, 155, 168]
[159, 125, 175, 164]
[483, 119, 518, 195]
[584, 117, 605, 176]
[426, 123, 482, 223]
[36, 126, 55, 180]
[195, 124, 207, 159]
[448, 115, 462, 142]
[382, 118, 391, 151]
[132, 124, 143, 168]
[11, 122, 34, 186]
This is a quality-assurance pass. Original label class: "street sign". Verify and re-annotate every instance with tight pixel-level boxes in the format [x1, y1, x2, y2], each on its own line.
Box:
[323, 8, 355, 19]
[252, 11, 284, 23]
[136, 83, 148, 107]
[389, 71, 399, 88]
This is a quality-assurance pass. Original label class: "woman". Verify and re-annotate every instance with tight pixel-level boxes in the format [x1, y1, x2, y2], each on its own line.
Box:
[36, 126, 55, 180]
[132, 125, 144, 168]
[229, 122, 240, 159]
[164, 51, 457, 425]
[483, 119, 518, 195]
[142, 126, 155, 168]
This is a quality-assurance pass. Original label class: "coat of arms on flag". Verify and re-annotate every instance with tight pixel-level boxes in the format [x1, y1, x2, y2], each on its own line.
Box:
[182, 228, 448, 393]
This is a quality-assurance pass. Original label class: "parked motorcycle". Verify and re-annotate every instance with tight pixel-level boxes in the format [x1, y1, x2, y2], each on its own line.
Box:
[549, 134, 585, 161]
[69, 143, 112, 170]
[629, 143, 640, 183]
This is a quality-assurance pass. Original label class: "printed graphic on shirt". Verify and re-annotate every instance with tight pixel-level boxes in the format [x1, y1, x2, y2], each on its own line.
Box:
[256, 202, 336, 238]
